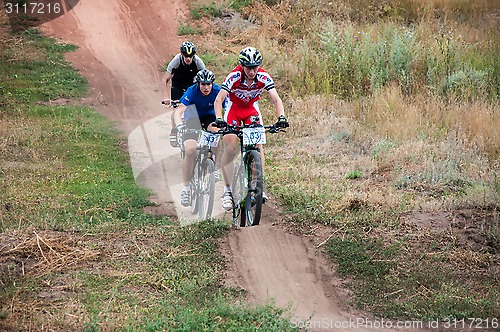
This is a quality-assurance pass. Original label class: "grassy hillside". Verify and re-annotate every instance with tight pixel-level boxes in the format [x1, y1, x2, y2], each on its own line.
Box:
[186, 0, 499, 320]
[0, 14, 295, 331]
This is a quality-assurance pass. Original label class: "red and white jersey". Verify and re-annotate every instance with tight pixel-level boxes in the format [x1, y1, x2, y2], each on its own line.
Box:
[221, 65, 275, 107]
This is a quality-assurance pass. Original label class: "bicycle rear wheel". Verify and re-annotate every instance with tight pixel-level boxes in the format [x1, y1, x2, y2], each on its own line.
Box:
[198, 158, 215, 219]
[241, 150, 263, 227]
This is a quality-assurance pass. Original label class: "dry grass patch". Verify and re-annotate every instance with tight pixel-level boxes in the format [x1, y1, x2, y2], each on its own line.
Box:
[0, 229, 102, 330]
[355, 86, 499, 158]
[0, 227, 178, 330]
[0, 230, 100, 279]
[267, 94, 498, 214]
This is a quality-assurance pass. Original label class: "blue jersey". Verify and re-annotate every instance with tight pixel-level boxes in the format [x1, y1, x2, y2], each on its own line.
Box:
[180, 83, 221, 122]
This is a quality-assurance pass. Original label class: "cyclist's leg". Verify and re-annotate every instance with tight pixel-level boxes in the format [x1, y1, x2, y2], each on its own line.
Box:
[220, 105, 241, 210]
[221, 134, 239, 189]
[182, 139, 197, 185]
[220, 132, 238, 211]
[182, 117, 202, 185]
[170, 85, 185, 135]
[180, 118, 200, 206]
[221, 103, 243, 192]
[213, 137, 223, 174]
[180, 137, 196, 207]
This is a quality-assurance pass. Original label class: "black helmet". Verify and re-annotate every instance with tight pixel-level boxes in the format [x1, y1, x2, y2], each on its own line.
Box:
[238, 47, 262, 67]
[180, 41, 196, 56]
[195, 69, 215, 84]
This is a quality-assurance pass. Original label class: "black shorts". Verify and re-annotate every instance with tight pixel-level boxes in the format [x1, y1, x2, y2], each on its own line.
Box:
[183, 114, 216, 141]
[171, 85, 187, 101]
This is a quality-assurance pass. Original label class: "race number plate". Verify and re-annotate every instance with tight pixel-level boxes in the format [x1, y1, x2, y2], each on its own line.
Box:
[198, 131, 220, 147]
[242, 127, 266, 145]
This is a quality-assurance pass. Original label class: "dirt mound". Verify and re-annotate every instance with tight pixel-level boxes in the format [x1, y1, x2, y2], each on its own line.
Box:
[404, 209, 499, 253]
[220, 205, 355, 324]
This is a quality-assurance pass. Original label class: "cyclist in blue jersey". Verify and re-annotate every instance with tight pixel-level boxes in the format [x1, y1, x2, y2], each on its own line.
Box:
[173, 69, 222, 207]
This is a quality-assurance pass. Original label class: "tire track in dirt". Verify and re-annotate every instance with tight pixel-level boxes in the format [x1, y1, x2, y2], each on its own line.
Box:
[42, 1, 426, 330]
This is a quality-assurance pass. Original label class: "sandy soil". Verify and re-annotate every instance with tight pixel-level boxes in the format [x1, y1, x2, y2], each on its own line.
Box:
[41, 1, 427, 330]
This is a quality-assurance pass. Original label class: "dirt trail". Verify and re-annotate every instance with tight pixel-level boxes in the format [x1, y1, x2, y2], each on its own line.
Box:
[42, 1, 421, 330]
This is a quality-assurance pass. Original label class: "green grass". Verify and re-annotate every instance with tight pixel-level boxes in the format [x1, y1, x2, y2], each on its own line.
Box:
[178, 23, 201, 36]
[0, 28, 87, 106]
[230, 0, 253, 11]
[0, 21, 296, 331]
[314, 22, 498, 100]
[346, 170, 363, 180]
[190, 1, 223, 19]
[1, 103, 159, 232]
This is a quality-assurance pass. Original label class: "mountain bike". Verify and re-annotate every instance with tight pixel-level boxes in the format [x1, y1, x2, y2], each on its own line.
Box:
[220, 117, 285, 227]
[179, 128, 220, 219]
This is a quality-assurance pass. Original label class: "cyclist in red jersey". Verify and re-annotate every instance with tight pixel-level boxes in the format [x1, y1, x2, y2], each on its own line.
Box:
[214, 47, 289, 211]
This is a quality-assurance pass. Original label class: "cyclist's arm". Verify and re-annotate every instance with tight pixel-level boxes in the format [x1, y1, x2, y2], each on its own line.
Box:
[267, 87, 285, 118]
[162, 55, 181, 101]
[161, 71, 173, 101]
[214, 89, 229, 119]
[173, 104, 187, 126]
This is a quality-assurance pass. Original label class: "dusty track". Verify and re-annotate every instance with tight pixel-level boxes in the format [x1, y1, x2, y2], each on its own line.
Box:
[42, 1, 418, 330]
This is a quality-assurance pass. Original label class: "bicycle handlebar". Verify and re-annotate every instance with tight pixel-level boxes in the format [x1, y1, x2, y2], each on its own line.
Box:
[176, 123, 285, 145]
[213, 123, 286, 135]
[161, 100, 180, 108]
[180, 128, 220, 135]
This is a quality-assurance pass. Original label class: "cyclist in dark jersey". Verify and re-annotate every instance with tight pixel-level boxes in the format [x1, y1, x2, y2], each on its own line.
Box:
[161, 41, 206, 147]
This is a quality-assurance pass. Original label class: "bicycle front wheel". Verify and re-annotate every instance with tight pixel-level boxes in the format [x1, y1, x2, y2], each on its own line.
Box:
[229, 158, 244, 226]
[198, 158, 215, 219]
[190, 163, 199, 215]
[241, 150, 263, 227]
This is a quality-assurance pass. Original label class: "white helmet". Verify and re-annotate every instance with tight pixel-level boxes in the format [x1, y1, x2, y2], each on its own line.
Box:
[238, 47, 262, 67]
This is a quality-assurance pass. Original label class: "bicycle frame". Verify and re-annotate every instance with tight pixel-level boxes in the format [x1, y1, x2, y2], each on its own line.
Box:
[179, 128, 220, 219]
[220, 120, 284, 227]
